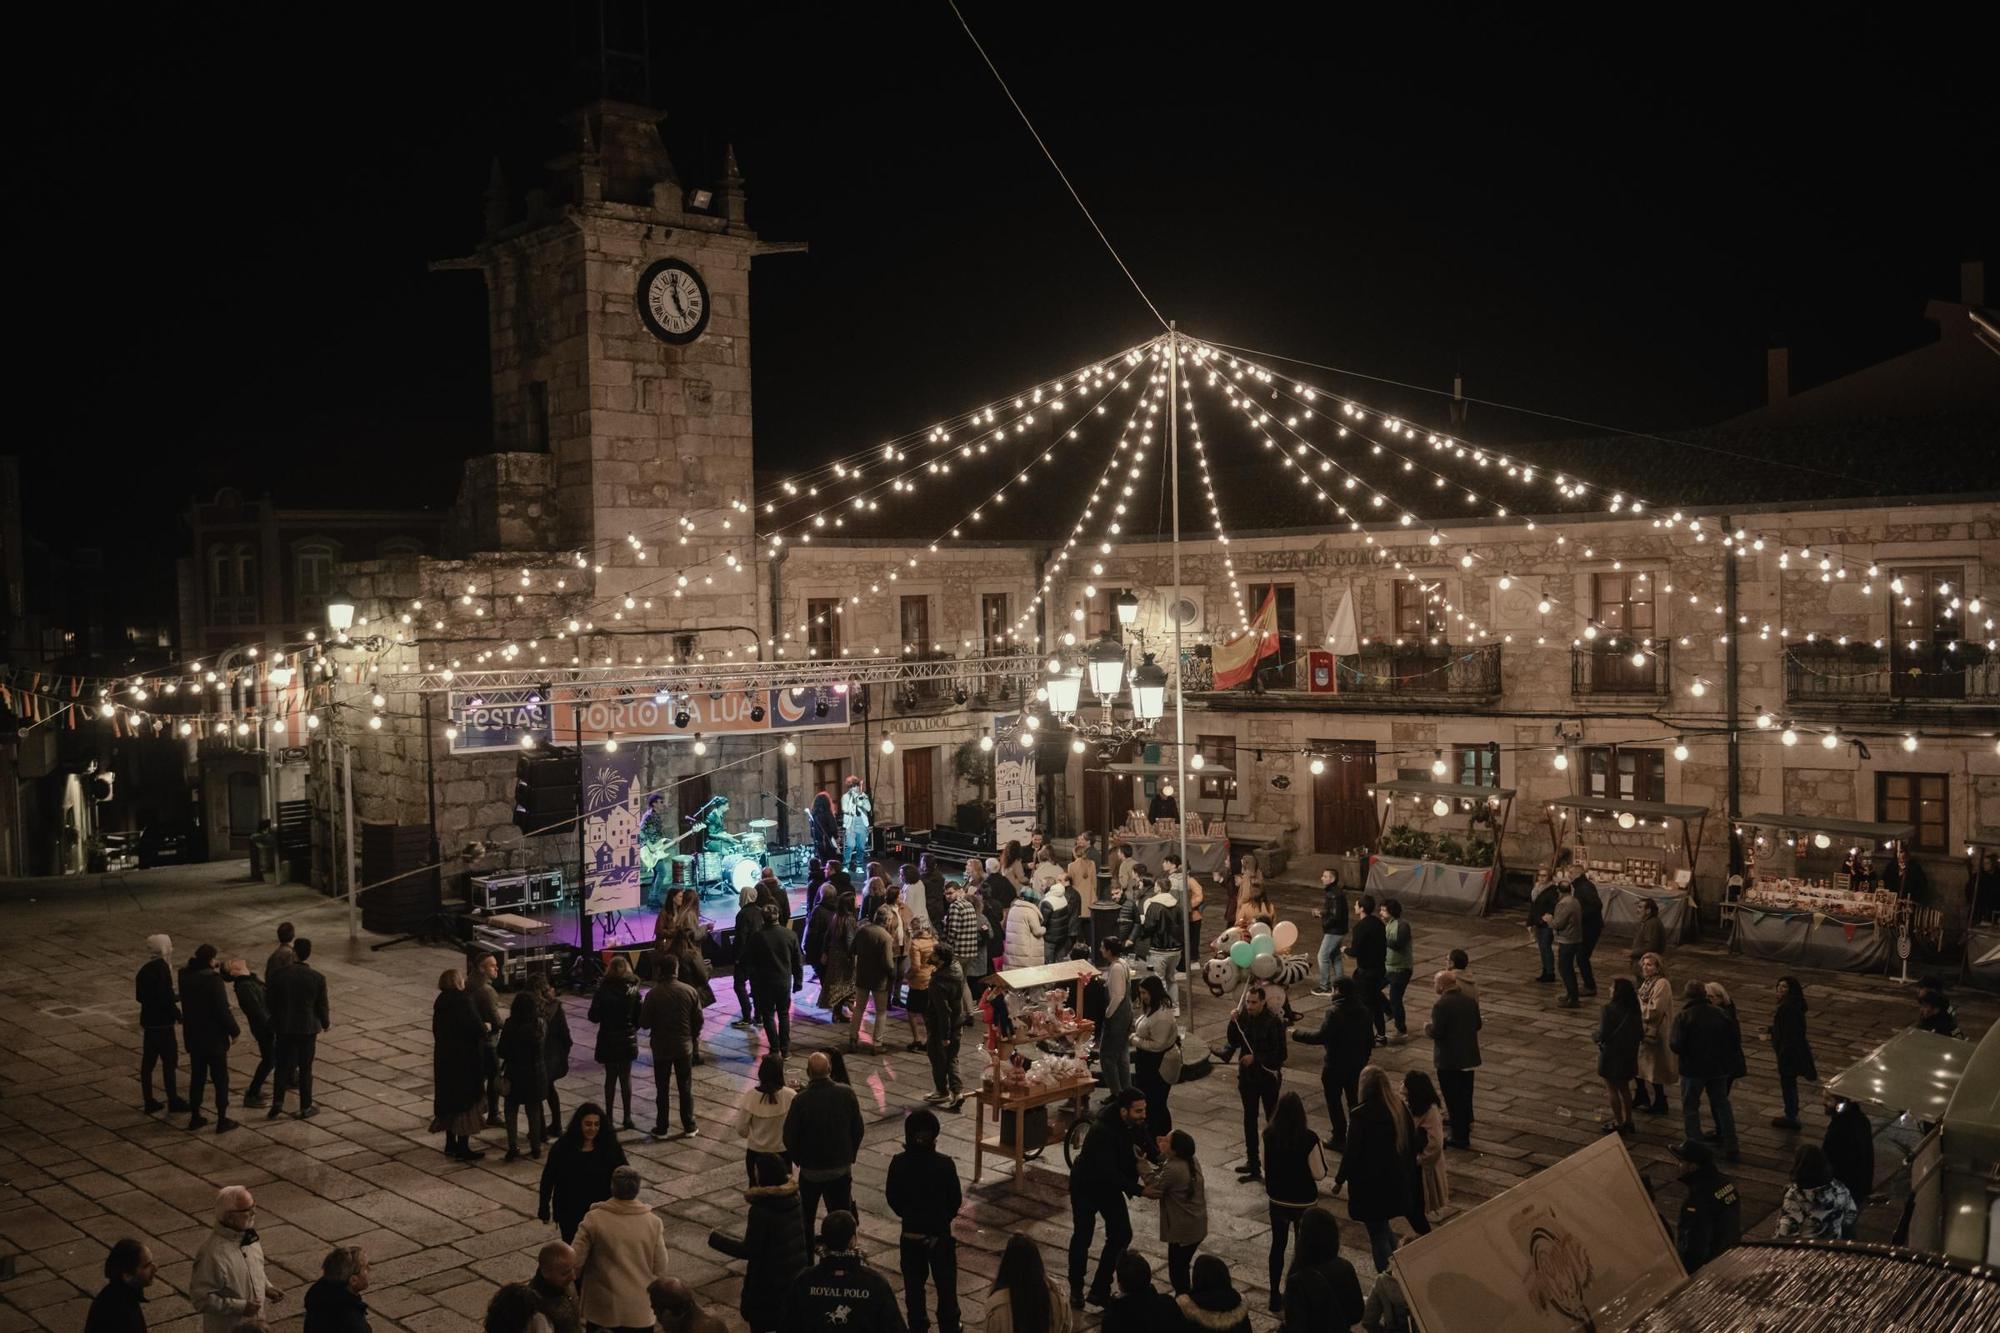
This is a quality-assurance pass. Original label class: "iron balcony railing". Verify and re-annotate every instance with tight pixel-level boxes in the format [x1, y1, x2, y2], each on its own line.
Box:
[1333, 642, 1504, 699]
[1784, 643, 2000, 707]
[1571, 639, 1671, 697]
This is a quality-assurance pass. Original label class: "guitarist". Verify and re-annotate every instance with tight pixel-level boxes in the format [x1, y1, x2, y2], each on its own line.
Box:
[639, 794, 673, 905]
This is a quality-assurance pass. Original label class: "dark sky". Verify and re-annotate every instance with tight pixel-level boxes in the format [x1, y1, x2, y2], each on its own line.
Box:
[19, 5, 1993, 577]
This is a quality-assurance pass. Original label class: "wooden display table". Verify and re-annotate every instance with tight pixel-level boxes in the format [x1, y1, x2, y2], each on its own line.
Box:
[974, 958, 1099, 1181]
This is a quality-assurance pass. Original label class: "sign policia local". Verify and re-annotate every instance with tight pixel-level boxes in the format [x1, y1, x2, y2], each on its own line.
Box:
[551, 684, 852, 743]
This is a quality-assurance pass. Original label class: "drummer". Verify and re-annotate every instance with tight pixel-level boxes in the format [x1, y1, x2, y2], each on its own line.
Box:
[701, 797, 740, 857]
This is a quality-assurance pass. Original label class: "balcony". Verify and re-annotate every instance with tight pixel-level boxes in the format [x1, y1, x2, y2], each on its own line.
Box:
[1190, 642, 1504, 711]
[1571, 639, 1671, 698]
[1784, 642, 2000, 719]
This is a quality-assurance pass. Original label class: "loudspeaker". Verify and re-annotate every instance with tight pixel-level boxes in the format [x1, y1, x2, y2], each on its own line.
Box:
[513, 753, 579, 836]
[1034, 728, 1076, 769]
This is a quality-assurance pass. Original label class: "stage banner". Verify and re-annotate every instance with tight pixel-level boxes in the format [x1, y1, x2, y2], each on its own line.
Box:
[448, 688, 554, 753]
[993, 712, 1036, 847]
[583, 744, 643, 915]
[553, 684, 850, 744]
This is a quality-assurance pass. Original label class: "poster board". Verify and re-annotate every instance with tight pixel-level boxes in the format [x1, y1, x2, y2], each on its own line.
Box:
[993, 711, 1036, 847]
[581, 744, 643, 915]
[1391, 1135, 1685, 1332]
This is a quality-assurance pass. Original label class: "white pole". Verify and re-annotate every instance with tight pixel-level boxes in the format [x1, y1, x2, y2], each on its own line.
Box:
[1168, 327, 1193, 1019]
[342, 741, 358, 941]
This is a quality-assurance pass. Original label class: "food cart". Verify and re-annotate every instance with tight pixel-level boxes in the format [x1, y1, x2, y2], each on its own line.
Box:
[1729, 812, 1914, 972]
[972, 957, 1098, 1182]
[1365, 780, 1514, 915]
[1545, 795, 1708, 941]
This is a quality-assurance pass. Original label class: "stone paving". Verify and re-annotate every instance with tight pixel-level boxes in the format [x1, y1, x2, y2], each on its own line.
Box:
[1, 861, 1991, 1332]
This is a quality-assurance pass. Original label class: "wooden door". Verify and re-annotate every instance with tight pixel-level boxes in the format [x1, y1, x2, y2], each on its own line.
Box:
[1890, 567, 1964, 700]
[1083, 741, 1139, 836]
[902, 746, 936, 833]
[1592, 572, 1655, 690]
[1312, 740, 1379, 854]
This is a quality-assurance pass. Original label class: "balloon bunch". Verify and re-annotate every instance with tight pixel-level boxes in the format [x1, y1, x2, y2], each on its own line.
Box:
[1203, 921, 1312, 1004]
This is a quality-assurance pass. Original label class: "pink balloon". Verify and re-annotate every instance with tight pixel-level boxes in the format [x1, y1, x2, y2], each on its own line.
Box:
[1272, 921, 1299, 952]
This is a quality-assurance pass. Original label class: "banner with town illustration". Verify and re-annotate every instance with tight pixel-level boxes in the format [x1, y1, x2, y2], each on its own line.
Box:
[582, 744, 643, 915]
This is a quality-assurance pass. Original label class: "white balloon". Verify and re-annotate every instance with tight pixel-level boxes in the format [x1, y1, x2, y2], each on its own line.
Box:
[1248, 951, 1280, 979]
[1248, 921, 1274, 939]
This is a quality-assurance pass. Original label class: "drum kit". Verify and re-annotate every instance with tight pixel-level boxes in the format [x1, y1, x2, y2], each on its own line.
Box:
[698, 818, 781, 896]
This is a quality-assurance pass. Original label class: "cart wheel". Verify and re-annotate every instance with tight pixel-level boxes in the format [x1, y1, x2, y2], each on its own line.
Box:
[1061, 1109, 1091, 1168]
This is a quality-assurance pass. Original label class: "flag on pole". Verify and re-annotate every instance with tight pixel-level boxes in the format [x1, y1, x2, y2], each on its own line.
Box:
[1213, 587, 1280, 690]
[1329, 584, 1360, 652]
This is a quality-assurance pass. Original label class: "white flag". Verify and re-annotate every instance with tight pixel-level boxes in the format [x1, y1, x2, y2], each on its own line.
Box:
[1329, 586, 1360, 655]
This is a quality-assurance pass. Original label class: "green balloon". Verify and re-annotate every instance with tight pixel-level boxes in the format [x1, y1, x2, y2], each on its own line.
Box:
[1253, 934, 1277, 955]
[1229, 940, 1257, 968]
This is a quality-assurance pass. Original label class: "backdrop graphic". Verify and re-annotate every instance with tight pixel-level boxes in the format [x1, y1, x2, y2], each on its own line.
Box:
[582, 744, 643, 915]
[993, 712, 1037, 846]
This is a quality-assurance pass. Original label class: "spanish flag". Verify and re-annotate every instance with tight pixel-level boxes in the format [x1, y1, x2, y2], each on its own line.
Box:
[1213, 587, 1280, 690]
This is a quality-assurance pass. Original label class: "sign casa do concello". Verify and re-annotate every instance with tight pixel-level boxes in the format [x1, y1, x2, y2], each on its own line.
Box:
[1232, 540, 1443, 573]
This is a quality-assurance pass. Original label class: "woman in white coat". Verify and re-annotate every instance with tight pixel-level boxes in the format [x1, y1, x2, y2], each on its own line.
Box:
[571, 1165, 670, 1331]
[1003, 890, 1047, 972]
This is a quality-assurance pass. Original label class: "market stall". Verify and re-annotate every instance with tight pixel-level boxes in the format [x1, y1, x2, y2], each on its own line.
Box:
[1729, 812, 1914, 973]
[1099, 760, 1233, 877]
[1546, 795, 1708, 941]
[1365, 780, 1514, 915]
[972, 958, 1098, 1182]
[1966, 825, 2000, 991]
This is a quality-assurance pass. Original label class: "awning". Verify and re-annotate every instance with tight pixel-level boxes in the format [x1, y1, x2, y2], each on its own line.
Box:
[1739, 811, 1915, 843]
[1549, 795, 1709, 820]
[1099, 760, 1234, 778]
[1822, 1028, 1970, 1117]
[1373, 779, 1517, 801]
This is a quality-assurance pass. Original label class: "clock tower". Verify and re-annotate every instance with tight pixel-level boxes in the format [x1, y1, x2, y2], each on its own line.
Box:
[453, 100, 796, 560]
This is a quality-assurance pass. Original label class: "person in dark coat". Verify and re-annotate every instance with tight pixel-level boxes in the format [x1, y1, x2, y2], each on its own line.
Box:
[1595, 978, 1643, 1135]
[267, 936, 330, 1119]
[1068, 1088, 1160, 1309]
[587, 957, 642, 1129]
[225, 958, 275, 1109]
[885, 1108, 964, 1333]
[533, 974, 572, 1145]
[1176, 1255, 1251, 1333]
[730, 888, 764, 1028]
[1344, 896, 1389, 1040]
[135, 933, 186, 1114]
[922, 944, 966, 1107]
[180, 944, 240, 1133]
[1421, 972, 1482, 1150]
[1280, 1208, 1364, 1333]
[640, 955, 703, 1138]
[1669, 1140, 1741, 1273]
[498, 991, 549, 1160]
[1105, 1252, 1182, 1333]
[302, 1244, 372, 1333]
[1294, 977, 1375, 1148]
[84, 1238, 156, 1333]
[784, 1210, 905, 1333]
[1335, 1067, 1413, 1273]
[785, 1051, 867, 1231]
[740, 904, 806, 1057]
[810, 791, 840, 865]
[1822, 1099, 1875, 1213]
[1670, 982, 1740, 1161]
[1570, 868, 1604, 997]
[1526, 874, 1561, 983]
[1705, 982, 1749, 1087]
[538, 1103, 628, 1244]
[707, 1153, 810, 1333]
[1227, 987, 1288, 1180]
[467, 953, 506, 1124]
[1768, 976, 1817, 1130]
[432, 969, 489, 1162]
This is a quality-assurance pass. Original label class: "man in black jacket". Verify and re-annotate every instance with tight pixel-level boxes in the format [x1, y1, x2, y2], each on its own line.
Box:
[84, 1237, 156, 1333]
[885, 1108, 962, 1333]
[1670, 981, 1740, 1161]
[784, 1052, 866, 1231]
[267, 936, 330, 1120]
[729, 887, 764, 1030]
[180, 944, 240, 1133]
[1526, 872, 1561, 983]
[1570, 866, 1604, 997]
[1067, 1087, 1157, 1311]
[1424, 971, 1482, 1149]
[1228, 986, 1288, 1180]
[784, 1211, 906, 1333]
[1669, 1140, 1741, 1272]
[225, 958, 275, 1109]
[740, 904, 805, 1057]
[1343, 895, 1389, 1041]
[135, 933, 187, 1114]
[526, 1241, 582, 1333]
[922, 944, 966, 1108]
[1293, 977, 1375, 1149]
[1313, 868, 1348, 996]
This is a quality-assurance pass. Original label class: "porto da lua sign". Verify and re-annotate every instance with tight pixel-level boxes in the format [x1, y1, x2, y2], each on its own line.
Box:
[550, 683, 852, 744]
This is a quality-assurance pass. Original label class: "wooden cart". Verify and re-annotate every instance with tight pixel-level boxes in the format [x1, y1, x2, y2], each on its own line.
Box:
[973, 958, 1098, 1182]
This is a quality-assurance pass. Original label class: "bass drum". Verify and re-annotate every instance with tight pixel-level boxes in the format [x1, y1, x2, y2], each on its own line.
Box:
[697, 852, 722, 884]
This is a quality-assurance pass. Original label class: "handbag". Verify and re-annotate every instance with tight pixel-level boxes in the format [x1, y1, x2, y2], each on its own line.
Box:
[1160, 1033, 1185, 1085]
[1307, 1140, 1328, 1182]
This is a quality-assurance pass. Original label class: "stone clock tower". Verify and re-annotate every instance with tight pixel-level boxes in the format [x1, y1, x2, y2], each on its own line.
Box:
[448, 100, 797, 560]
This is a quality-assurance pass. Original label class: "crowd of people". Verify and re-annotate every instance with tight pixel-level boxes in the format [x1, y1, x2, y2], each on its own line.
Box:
[98, 829, 1979, 1333]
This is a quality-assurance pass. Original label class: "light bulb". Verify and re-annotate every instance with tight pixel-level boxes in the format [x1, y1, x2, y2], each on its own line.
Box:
[1902, 734, 1918, 752]
[880, 736, 896, 755]
[179, 722, 193, 736]
[1536, 599, 1551, 614]
[1072, 738, 1086, 754]
[604, 737, 619, 752]
[1553, 752, 1569, 771]
[1190, 752, 1206, 770]
[693, 738, 708, 756]
[782, 739, 797, 756]
[1432, 798, 1451, 817]
[1690, 678, 1707, 698]
[516, 731, 531, 747]
[1309, 757, 1326, 775]
[1430, 752, 1447, 778]
[445, 725, 459, 740]
[978, 735, 994, 752]
[1673, 741, 1689, 762]
[369, 716, 384, 731]
[1756, 711, 1773, 730]
[1631, 650, 1648, 668]
[1781, 728, 1798, 746]
[1821, 731, 1839, 750]
[1814, 833, 1832, 850]
[1618, 811, 1638, 830]
[306, 714, 321, 730]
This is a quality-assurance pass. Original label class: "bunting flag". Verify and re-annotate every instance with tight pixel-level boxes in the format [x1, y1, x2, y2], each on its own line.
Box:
[1213, 586, 1280, 690]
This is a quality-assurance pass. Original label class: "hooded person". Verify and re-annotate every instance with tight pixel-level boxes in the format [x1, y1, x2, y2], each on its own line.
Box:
[707, 1154, 810, 1333]
[1175, 1255, 1250, 1333]
[1040, 874, 1078, 965]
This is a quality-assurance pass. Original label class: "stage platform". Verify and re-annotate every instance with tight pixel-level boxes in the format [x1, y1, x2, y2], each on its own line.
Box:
[474, 874, 816, 962]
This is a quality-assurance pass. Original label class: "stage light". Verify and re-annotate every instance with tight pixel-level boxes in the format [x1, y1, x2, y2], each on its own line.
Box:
[749, 704, 766, 722]
[674, 706, 692, 729]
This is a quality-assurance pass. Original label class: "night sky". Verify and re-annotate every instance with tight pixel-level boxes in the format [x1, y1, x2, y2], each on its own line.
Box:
[19, 6, 1993, 583]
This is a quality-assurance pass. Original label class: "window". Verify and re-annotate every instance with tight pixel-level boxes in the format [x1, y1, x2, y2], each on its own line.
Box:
[1455, 742, 1500, 788]
[900, 595, 932, 656]
[1888, 566, 1966, 700]
[209, 544, 233, 598]
[294, 542, 335, 621]
[1394, 579, 1444, 640]
[980, 592, 1010, 652]
[1245, 583, 1298, 680]
[812, 758, 848, 799]
[1878, 772, 1948, 853]
[1592, 571, 1655, 641]
[235, 544, 257, 600]
[1084, 587, 1127, 642]
[1197, 734, 1237, 800]
[806, 598, 841, 659]
[1581, 746, 1665, 803]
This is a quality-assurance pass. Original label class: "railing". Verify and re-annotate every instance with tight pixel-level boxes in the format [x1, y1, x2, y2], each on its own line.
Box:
[1785, 644, 2000, 707]
[1333, 642, 1504, 700]
[1571, 639, 1671, 697]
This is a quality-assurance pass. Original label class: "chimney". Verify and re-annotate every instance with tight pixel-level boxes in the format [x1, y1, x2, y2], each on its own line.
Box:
[1962, 259, 1985, 307]
[1766, 347, 1789, 406]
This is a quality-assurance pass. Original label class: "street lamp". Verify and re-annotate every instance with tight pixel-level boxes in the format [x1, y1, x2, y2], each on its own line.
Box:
[1115, 589, 1139, 627]
[326, 598, 356, 634]
[1087, 634, 1125, 700]
[1130, 653, 1166, 722]
[1046, 666, 1083, 717]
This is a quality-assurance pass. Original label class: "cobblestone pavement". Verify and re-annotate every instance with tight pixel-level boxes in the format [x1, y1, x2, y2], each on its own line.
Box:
[1, 863, 1991, 1332]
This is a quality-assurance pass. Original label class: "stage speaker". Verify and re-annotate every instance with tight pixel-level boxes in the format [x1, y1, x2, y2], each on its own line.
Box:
[513, 753, 579, 836]
[1034, 728, 1076, 769]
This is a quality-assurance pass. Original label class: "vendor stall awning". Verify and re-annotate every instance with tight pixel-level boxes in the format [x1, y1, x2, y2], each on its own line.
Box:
[1099, 760, 1234, 778]
[1740, 811, 1915, 842]
[1373, 779, 1517, 801]
[1822, 1028, 1970, 1116]
[1548, 794, 1709, 820]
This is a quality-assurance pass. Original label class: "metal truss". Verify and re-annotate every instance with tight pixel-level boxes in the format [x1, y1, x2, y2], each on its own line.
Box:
[387, 652, 1043, 695]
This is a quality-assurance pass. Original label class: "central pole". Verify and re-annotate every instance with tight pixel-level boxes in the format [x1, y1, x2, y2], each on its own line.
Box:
[1168, 327, 1193, 1019]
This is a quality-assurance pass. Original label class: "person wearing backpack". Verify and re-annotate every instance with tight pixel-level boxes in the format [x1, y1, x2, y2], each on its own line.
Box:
[1139, 882, 1185, 990]
[1381, 901, 1414, 1042]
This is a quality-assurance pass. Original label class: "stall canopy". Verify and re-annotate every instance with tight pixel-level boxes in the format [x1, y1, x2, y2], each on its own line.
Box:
[1368, 780, 1515, 916]
[1821, 1028, 1970, 1118]
[1740, 811, 1915, 845]
[1101, 760, 1233, 779]
[1373, 779, 1517, 802]
[1549, 795, 1710, 822]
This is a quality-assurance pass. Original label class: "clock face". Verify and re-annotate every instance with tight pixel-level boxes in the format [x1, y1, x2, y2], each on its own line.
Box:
[636, 259, 709, 344]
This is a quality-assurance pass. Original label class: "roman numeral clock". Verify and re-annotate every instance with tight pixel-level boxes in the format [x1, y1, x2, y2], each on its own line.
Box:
[636, 258, 710, 344]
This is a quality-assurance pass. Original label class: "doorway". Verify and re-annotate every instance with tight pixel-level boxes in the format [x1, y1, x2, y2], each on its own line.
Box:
[1082, 741, 1140, 838]
[1312, 740, 1378, 854]
[902, 746, 936, 833]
